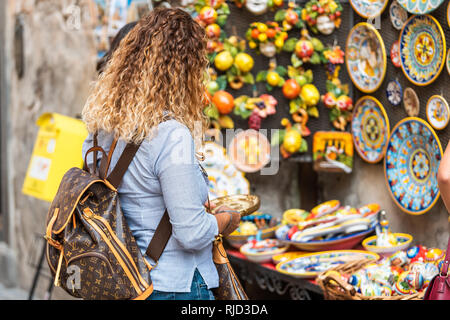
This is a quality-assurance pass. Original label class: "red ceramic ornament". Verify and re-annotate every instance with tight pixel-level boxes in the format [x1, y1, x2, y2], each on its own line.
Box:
[390, 40, 401, 68]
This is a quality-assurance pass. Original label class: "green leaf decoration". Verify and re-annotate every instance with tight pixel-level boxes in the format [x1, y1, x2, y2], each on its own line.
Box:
[310, 52, 321, 64]
[289, 100, 300, 114]
[278, 77, 285, 87]
[216, 75, 228, 90]
[204, 104, 219, 120]
[326, 80, 337, 93]
[271, 129, 286, 146]
[307, 106, 319, 118]
[282, 38, 297, 52]
[266, 83, 274, 92]
[329, 107, 341, 122]
[299, 138, 308, 153]
[242, 72, 254, 84]
[275, 66, 288, 77]
[256, 70, 268, 82]
[216, 15, 227, 27]
[274, 10, 286, 22]
[291, 54, 303, 68]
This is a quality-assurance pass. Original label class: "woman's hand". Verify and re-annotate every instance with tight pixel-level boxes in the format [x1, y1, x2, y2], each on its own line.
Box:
[214, 205, 241, 236]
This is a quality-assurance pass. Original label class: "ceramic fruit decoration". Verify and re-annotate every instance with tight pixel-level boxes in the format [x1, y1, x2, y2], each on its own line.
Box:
[272, 118, 308, 158]
[193, 0, 230, 56]
[302, 0, 343, 35]
[274, 2, 304, 31]
[204, 90, 235, 132]
[214, 36, 255, 90]
[322, 45, 353, 131]
[268, 0, 284, 11]
[233, 94, 278, 130]
[256, 60, 288, 91]
[246, 22, 288, 58]
[286, 29, 326, 68]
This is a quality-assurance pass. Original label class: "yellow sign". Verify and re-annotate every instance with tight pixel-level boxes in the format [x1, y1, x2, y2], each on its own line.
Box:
[22, 113, 88, 202]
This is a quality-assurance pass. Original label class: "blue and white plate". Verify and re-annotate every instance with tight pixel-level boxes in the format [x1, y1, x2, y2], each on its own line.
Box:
[397, 0, 444, 14]
[384, 117, 442, 215]
[390, 0, 408, 30]
[386, 80, 402, 106]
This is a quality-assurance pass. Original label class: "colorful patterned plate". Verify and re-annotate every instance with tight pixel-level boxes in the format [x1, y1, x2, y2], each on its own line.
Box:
[399, 15, 446, 86]
[350, 0, 388, 18]
[351, 96, 390, 164]
[403, 87, 420, 117]
[447, 49, 450, 76]
[346, 22, 386, 93]
[384, 117, 442, 215]
[390, 40, 401, 68]
[276, 250, 380, 278]
[362, 233, 413, 255]
[390, 0, 408, 30]
[397, 0, 444, 14]
[386, 80, 403, 106]
[206, 168, 250, 200]
[426, 95, 450, 130]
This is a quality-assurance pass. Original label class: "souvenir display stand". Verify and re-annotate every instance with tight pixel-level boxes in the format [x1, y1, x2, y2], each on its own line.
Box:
[185, 0, 450, 300]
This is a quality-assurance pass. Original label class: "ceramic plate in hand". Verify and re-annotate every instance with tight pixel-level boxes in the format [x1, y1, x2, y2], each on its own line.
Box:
[350, 0, 388, 18]
[390, 0, 408, 30]
[210, 194, 260, 217]
[399, 15, 446, 86]
[426, 95, 449, 130]
[346, 23, 386, 93]
[352, 96, 390, 164]
[397, 0, 444, 14]
[384, 117, 442, 215]
[276, 250, 380, 278]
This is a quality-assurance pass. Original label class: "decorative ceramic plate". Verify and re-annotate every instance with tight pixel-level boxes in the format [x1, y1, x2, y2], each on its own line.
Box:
[390, 40, 401, 68]
[351, 96, 390, 164]
[384, 117, 443, 215]
[309, 200, 340, 219]
[386, 80, 403, 106]
[447, 49, 450, 76]
[206, 168, 250, 200]
[362, 233, 413, 255]
[426, 95, 450, 130]
[390, 1, 408, 30]
[276, 250, 380, 278]
[281, 226, 376, 251]
[399, 15, 446, 86]
[346, 23, 386, 93]
[225, 225, 279, 248]
[228, 129, 271, 173]
[397, 0, 444, 14]
[240, 239, 289, 263]
[210, 194, 260, 217]
[272, 251, 306, 265]
[403, 87, 420, 117]
[350, 0, 388, 18]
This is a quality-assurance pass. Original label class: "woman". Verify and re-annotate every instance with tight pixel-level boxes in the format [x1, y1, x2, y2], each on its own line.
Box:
[81, 8, 241, 300]
[438, 144, 450, 212]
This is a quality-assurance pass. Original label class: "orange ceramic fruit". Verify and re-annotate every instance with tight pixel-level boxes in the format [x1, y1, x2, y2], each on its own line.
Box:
[282, 79, 301, 99]
[212, 90, 234, 114]
[203, 90, 212, 106]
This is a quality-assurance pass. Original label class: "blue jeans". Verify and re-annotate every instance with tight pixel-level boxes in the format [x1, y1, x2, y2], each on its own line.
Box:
[147, 269, 215, 300]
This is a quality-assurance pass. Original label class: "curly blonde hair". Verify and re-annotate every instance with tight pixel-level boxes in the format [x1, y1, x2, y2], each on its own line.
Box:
[82, 8, 209, 144]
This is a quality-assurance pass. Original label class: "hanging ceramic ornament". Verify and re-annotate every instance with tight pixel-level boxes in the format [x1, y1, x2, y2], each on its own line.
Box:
[246, 22, 288, 58]
[399, 15, 446, 86]
[346, 22, 386, 93]
[426, 95, 450, 130]
[312, 131, 354, 173]
[386, 80, 402, 106]
[245, 0, 270, 15]
[350, 0, 388, 19]
[390, 40, 401, 68]
[302, 0, 343, 35]
[233, 91, 278, 130]
[447, 50, 450, 76]
[403, 87, 420, 117]
[274, 2, 305, 31]
[287, 29, 326, 68]
[272, 118, 308, 159]
[256, 59, 288, 91]
[389, 0, 408, 30]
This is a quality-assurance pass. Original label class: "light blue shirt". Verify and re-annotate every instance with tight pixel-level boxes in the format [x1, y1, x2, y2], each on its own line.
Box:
[82, 120, 219, 292]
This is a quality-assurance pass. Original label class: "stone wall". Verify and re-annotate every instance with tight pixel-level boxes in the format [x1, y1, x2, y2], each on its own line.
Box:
[3, 0, 97, 299]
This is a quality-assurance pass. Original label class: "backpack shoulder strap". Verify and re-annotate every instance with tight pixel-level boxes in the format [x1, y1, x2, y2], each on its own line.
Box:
[104, 139, 172, 265]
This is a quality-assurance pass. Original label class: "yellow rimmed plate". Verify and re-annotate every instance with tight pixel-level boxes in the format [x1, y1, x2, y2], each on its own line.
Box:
[346, 22, 386, 93]
[225, 225, 280, 249]
[399, 14, 446, 86]
[426, 95, 450, 130]
[350, 0, 389, 19]
[276, 250, 380, 279]
[362, 233, 413, 255]
[240, 239, 289, 263]
[384, 117, 442, 215]
[272, 251, 307, 265]
[351, 96, 390, 164]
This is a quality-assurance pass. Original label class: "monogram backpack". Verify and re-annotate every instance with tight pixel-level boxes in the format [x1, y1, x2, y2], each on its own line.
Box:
[44, 134, 172, 300]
